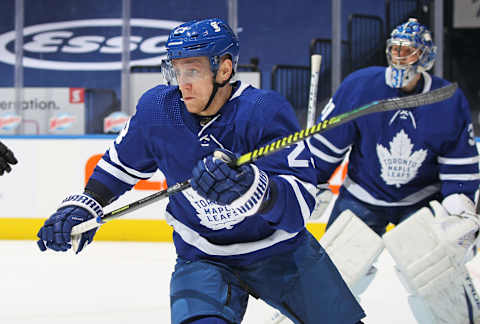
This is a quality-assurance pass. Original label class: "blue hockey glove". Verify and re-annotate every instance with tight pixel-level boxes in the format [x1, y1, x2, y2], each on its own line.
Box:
[0, 141, 17, 175]
[191, 149, 269, 216]
[37, 194, 103, 253]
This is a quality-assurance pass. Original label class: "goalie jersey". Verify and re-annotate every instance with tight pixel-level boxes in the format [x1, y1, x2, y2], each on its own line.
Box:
[86, 82, 317, 266]
[311, 66, 480, 206]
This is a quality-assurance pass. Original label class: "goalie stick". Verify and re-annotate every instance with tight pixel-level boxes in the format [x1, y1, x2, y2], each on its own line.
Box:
[71, 82, 458, 237]
[306, 54, 322, 128]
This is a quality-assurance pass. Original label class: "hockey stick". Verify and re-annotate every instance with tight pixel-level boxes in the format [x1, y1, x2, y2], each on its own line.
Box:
[306, 54, 322, 128]
[71, 82, 458, 236]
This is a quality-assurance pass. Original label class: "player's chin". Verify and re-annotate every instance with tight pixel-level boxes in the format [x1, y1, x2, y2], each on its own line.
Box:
[184, 101, 205, 114]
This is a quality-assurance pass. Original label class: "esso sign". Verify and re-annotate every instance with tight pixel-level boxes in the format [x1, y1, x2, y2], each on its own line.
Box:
[0, 18, 183, 70]
[23, 31, 166, 55]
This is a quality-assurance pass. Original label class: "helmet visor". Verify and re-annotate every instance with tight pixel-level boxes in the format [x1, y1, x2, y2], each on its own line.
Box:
[161, 58, 213, 86]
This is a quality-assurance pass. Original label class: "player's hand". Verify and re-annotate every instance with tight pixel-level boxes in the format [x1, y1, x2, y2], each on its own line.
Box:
[37, 194, 103, 253]
[0, 141, 17, 175]
[191, 149, 269, 216]
[191, 149, 253, 204]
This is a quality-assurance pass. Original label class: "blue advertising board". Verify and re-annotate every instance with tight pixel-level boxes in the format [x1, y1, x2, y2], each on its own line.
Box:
[0, 0, 385, 91]
[0, 0, 385, 133]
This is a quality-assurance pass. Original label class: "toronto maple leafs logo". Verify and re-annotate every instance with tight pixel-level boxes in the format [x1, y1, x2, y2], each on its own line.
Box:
[182, 188, 246, 230]
[376, 129, 427, 187]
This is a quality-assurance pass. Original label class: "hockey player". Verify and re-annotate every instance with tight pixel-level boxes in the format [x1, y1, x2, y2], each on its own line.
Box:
[36, 18, 365, 324]
[0, 140, 17, 175]
[308, 18, 480, 323]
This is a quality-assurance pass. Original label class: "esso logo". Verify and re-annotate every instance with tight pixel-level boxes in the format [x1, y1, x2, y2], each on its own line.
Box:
[0, 18, 183, 71]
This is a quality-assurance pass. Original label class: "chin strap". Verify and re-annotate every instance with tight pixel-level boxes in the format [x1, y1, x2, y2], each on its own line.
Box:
[201, 71, 233, 112]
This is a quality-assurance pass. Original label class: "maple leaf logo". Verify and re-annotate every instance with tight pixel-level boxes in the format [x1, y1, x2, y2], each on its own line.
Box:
[376, 130, 427, 187]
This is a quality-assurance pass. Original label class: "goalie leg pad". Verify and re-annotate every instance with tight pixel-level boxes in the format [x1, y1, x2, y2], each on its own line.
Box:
[383, 207, 480, 324]
[320, 209, 384, 289]
[350, 265, 378, 297]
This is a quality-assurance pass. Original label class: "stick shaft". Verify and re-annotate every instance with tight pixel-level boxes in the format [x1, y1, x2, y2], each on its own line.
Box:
[71, 181, 190, 235]
[306, 54, 322, 128]
[71, 82, 457, 235]
[235, 82, 457, 166]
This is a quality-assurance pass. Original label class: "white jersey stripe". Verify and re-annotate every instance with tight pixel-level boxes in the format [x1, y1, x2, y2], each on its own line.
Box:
[307, 139, 345, 164]
[279, 175, 315, 223]
[108, 143, 155, 179]
[312, 134, 351, 155]
[97, 159, 140, 186]
[343, 175, 441, 206]
[165, 211, 299, 256]
[438, 156, 480, 165]
[439, 173, 480, 181]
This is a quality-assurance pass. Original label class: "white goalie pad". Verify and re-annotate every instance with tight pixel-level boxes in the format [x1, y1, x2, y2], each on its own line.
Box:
[319, 209, 384, 288]
[383, 207, 480, 324]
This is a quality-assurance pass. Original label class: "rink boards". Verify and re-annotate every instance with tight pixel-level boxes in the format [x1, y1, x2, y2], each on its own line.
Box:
[1, 136, 479, 242]
[0, 137, 328, 241]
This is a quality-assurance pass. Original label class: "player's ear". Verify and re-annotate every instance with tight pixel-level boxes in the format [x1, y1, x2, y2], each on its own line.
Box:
[218, 55, 233, 83]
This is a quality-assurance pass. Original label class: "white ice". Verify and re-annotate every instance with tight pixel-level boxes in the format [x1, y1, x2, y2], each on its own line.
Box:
[1, 240, 480, 324]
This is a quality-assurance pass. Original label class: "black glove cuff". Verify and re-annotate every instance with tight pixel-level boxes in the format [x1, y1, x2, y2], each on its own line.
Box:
[84, 178, 117, 207]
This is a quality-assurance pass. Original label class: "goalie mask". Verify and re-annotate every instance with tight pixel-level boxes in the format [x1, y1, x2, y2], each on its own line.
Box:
[386, 18, 437, 89]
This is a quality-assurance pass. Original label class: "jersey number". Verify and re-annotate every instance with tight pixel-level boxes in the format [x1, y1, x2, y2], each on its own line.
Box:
[287, 142, 309, 168]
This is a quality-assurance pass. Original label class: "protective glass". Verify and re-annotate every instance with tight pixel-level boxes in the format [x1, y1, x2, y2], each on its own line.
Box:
[161, 59, 213, 86]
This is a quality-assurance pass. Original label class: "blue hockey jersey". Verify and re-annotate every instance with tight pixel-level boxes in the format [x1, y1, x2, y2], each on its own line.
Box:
[87, 82, 317, 266]
[310, 67, 480, 206]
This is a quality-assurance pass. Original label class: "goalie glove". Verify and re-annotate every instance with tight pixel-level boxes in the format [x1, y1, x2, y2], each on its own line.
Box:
[430, 193, 480, 264]
[191, 149, 269, 217]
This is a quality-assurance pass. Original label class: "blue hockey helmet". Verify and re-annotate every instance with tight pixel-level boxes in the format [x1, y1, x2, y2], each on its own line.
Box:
[162, 18, 239, 112]
[165, 18, 239, 74]
[386, 18, 437, 88]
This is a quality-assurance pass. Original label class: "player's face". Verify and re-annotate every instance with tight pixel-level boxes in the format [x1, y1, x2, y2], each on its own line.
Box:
[172, 57, 215, 114]
[390, 44, 421, 66]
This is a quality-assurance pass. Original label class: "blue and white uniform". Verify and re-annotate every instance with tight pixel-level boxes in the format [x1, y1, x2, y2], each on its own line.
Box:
[37, 18, 365, 324]
[310, 66, 480, 233]
[86, 82, 365, 324]
[90, 82, 318, 264]
[294, 18, 480, 324]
